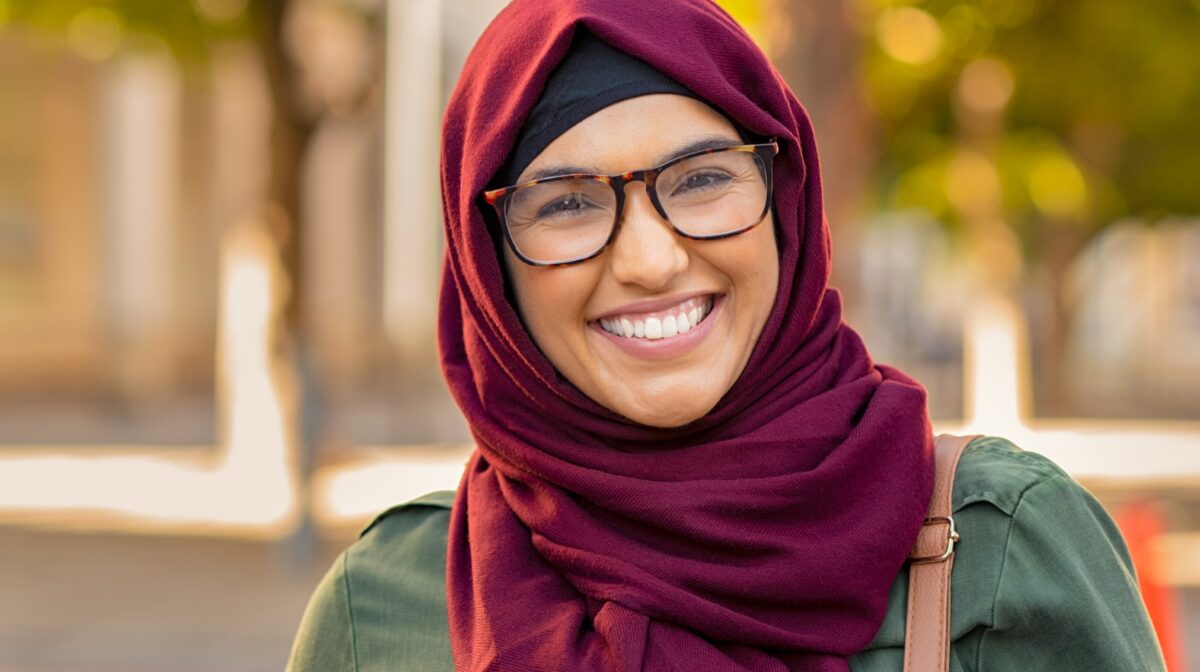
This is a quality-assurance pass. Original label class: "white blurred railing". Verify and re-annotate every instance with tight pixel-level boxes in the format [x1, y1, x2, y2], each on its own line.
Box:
[0, 270, 1196, 584]
[0, 223, 300, 538]
[940, 294, 1200, 482]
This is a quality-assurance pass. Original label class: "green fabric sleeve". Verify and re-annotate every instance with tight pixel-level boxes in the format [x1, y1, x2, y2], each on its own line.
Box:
[285, 552, 359, 672]
[979, 472, 1167, 671]
[344, 502, 455, 672]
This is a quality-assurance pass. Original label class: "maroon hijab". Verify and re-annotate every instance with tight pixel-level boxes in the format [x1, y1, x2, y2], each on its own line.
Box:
[438, 1, 934, 669]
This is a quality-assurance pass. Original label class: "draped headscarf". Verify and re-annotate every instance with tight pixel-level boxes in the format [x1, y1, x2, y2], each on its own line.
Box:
[438, 1, 935, 670]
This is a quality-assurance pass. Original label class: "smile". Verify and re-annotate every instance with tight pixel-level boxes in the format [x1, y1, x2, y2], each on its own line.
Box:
[596, 295, 715, 340]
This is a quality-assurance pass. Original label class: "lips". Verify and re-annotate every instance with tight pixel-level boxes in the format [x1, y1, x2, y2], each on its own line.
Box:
[596, 295, 715, 340]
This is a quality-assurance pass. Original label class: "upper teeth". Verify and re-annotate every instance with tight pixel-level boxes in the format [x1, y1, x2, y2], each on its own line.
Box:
[597, 296, 714, 340]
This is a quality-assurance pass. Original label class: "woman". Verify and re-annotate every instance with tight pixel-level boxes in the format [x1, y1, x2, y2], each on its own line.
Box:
[287, 1, 1166, 670]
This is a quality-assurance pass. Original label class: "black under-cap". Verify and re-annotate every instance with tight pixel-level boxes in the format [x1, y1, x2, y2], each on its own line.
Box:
[497, 29, 733, 187]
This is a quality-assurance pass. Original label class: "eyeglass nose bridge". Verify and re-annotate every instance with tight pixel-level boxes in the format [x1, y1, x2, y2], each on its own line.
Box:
[608, 168, 673, 227]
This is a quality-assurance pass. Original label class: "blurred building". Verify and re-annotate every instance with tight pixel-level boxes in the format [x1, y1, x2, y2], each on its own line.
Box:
[849, 210, 967, 419]
[1063, 219, 1200, 419]
[0, 33, 227, 444]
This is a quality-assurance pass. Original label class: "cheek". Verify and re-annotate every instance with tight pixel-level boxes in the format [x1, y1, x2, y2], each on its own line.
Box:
[748, 215, 780, 299]
[507, 258, 601, 355]
[751, 228, 780, 311]
[704, 217, 779, 318]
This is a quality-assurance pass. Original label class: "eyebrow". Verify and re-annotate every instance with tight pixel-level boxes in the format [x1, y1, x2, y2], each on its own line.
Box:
[519, 135, 745, 183]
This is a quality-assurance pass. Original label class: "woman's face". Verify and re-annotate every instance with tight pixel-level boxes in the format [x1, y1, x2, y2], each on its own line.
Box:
[504, 94, 779, 428]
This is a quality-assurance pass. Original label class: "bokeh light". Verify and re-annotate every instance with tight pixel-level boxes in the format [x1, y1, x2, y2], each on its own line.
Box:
[946, 148, 1002, 216]
[958, 56, 1014, 115]
[1028, 151, 1088, 219]
[193, 0, 249, 23]
[67, 7, 123, 62]
[876, 6, 943, 65]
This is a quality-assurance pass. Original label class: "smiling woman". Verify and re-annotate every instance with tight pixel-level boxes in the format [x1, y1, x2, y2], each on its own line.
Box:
[500, 93, 779, 427]
[286, 1, 1166, 671]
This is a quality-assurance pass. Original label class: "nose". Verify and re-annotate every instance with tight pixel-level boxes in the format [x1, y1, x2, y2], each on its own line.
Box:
[607, 182, 689, 290]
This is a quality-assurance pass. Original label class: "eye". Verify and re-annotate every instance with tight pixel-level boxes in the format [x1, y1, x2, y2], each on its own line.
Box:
[537, 193, 596, 218]
[673, 170, 733, 195]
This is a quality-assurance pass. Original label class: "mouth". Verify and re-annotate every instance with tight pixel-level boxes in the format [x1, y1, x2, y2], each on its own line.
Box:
[593, 294, 717, 341]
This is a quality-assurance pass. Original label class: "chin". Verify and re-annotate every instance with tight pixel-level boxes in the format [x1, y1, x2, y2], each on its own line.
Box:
[589, 362, 728, 428]
[613, 392, 719, 429]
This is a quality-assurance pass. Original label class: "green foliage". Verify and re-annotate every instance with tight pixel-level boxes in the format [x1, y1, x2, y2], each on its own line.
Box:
[862, 0, 1200, 254]
[0, 0, 253, 64]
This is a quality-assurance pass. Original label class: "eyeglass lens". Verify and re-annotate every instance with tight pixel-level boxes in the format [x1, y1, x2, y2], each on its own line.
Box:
[504, 149, 768, 264]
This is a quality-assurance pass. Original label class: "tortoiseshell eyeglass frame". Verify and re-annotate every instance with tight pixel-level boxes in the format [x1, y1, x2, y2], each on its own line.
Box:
[481, 138, 780, 267]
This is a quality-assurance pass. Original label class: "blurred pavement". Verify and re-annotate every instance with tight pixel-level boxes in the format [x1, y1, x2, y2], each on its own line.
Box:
[0, 527, 344, 672]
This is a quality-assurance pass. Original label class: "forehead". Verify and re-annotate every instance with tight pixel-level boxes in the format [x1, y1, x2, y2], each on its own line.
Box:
[516, 94, 743, 182]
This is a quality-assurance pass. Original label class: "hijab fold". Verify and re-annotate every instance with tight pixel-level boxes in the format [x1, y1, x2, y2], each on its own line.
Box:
[438, 1, 934, 669]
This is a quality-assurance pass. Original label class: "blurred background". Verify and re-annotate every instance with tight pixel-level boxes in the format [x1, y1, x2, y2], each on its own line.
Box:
[0, 0, 1197, 670]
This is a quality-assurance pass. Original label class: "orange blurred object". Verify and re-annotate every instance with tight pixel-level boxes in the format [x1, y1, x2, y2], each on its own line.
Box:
[1115, 500, 1187, 671]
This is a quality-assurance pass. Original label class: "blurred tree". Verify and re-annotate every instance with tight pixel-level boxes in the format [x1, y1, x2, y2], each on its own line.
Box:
[858, 0, 1200, 412]
[862, 0, 1200, 259]
[764, 0, 875, 300]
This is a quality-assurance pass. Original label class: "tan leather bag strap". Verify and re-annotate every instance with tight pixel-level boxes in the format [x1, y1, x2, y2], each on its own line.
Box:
[902, 433, 979, 672]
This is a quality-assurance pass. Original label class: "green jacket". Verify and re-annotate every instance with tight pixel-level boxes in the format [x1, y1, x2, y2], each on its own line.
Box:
[286, 436, 1166, 671]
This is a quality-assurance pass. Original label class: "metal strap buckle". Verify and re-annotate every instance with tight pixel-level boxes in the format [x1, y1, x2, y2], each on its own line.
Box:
[908, 515, 959, 564]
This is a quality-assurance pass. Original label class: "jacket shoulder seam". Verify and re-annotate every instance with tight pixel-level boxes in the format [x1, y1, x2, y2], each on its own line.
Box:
[953, 437, 1066, 516]
[360, 493, 454, 538]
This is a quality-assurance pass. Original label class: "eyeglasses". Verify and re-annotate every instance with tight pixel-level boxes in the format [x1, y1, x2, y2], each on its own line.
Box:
[482, 139, 779, 267]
